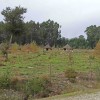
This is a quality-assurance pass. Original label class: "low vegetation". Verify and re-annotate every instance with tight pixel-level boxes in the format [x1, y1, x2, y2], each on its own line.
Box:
[0, 43, 100, 99]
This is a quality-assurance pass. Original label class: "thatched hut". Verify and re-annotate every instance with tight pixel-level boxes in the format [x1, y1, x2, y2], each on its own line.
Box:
[63, 44, 72, 51]
[44, 44, 52, 51]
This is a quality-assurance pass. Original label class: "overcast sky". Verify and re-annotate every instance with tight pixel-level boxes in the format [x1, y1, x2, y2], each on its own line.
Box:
[0, 0, 100, 38]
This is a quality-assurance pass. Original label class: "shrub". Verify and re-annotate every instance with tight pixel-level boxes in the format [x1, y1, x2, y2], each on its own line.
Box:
[23, 77, 43, 95]
[41, 75, 52, 94]
[65, 68, 77, 83]
[0, 74, 52, 98]
[10, 76, 27, 91]
[0, 70, 11, 89]
[94, 40, 100, 57]
[0, 43, 9, 60]
[95, 67, 100, 81]
[9, 43, 20, 53]
[0, 70, 24, 91]
[23, 75, 52, 98]
[21, 42, 39, 53]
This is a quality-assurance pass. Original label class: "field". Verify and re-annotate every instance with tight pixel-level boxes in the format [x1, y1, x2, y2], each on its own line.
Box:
[0, 49, 99, 76]
[0, 48, 100, 99]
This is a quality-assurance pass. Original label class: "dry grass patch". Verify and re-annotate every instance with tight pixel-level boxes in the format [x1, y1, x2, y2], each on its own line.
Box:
[21, 42, 39, 53]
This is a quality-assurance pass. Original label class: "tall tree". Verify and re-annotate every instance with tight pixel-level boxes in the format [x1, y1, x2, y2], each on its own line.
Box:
[1, 6, 27, 44]
[24, 20, 37, 43]
[39, 19, 61, 46]
[85, 25, 100, 49]
[0, 21, 7, 43]
[78, 35, 86, 48]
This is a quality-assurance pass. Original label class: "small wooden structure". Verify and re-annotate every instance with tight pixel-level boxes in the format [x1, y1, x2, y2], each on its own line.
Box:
[44, 44, 52, 51]
[63, 44, 72, 51]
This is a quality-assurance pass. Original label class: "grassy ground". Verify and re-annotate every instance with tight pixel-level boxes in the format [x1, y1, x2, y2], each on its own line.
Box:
[0, 48, 100, 99]
[0, 49, 100, 77]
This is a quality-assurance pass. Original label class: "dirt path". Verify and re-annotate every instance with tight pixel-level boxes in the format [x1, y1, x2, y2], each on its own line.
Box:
[54, 92, 100, 100]
[39, 92, 100, 100]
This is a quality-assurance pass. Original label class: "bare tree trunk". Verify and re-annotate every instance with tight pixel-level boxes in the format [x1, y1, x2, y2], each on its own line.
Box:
[9, 34, 13, 46]
[5, 52, 8, 61]
[5, 34, 13, 61]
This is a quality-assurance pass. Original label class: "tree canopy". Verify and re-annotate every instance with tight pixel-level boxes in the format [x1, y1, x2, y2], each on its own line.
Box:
[85, 25, 100, 49]
[1, 6, 27, 43]
[0, 6, 100, 49]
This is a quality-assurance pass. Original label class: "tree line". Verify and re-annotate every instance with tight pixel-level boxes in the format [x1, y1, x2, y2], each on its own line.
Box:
[0, 6, 100, 49]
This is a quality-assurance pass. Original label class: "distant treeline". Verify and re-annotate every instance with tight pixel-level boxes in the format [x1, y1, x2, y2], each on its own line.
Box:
[0, 6, 100, 49]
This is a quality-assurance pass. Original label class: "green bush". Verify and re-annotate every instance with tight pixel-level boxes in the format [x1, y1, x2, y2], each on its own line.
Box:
[9, 43, 20, 53]
[65, 68, 77, 82]
[0, 70, 11, 89]
[23, 76, 52, 98]
[0, 43, 9, 60]
[32, 77, 43, 94]
[0, 74, 52, 98]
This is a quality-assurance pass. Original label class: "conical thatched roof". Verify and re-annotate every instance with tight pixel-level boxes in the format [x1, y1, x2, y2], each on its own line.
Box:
[63, 44, 72, 50]
[44, 44, 51, 49]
